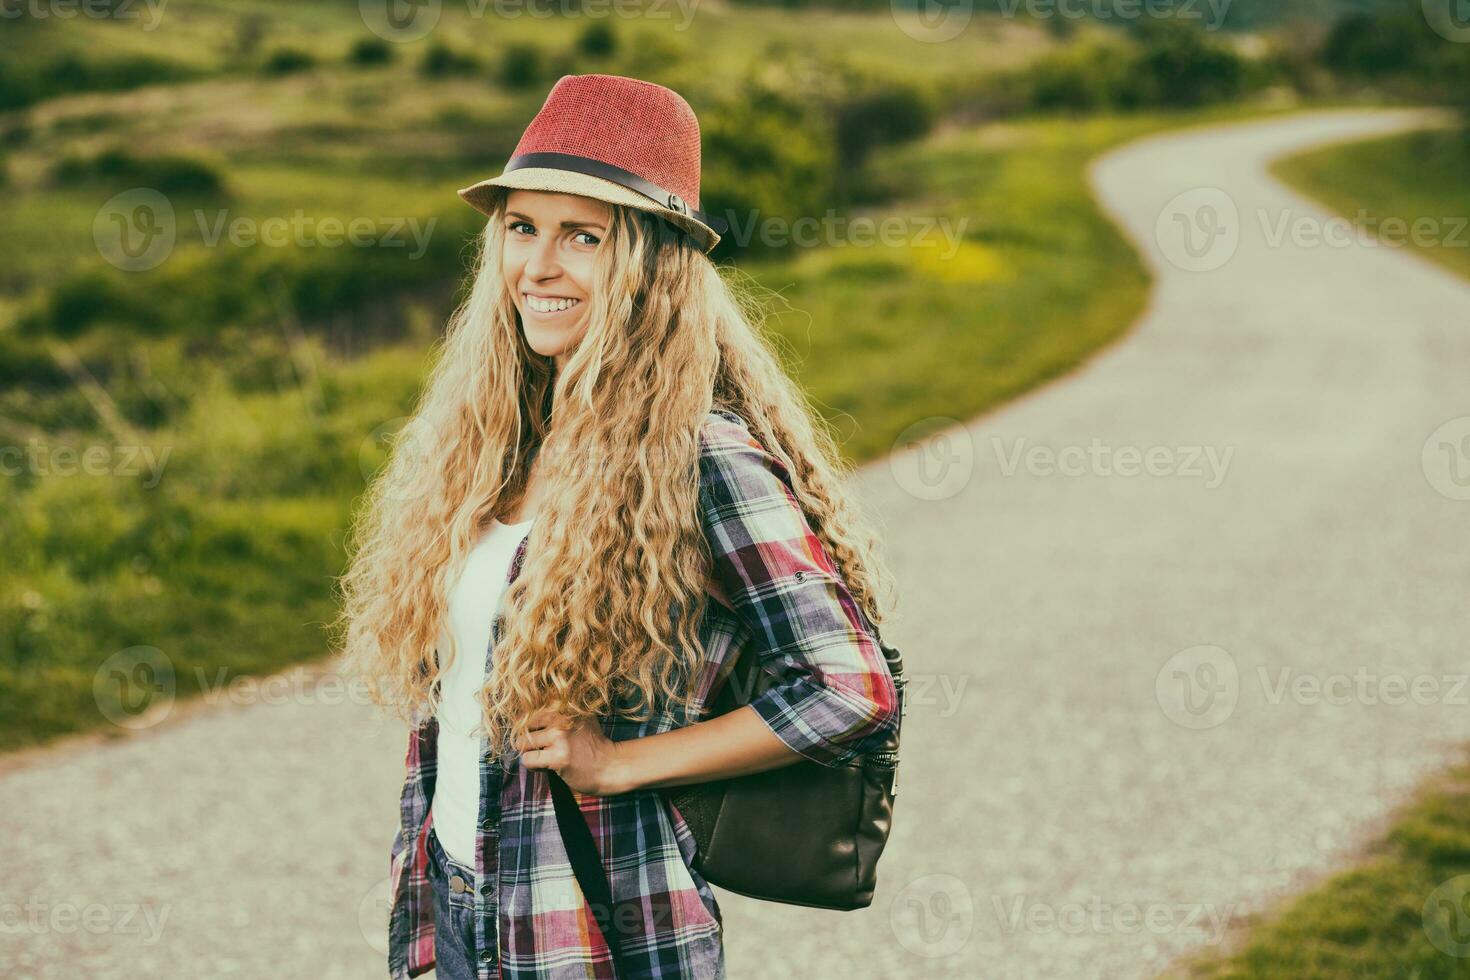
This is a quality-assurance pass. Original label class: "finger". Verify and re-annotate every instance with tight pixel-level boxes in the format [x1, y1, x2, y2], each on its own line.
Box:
[516, 727, 554, 753]
[526, 706, 561, 731]
[528, 706, 572, 732]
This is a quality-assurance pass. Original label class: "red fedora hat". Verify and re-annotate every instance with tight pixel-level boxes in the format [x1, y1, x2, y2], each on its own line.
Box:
[458, 74, 727, 253]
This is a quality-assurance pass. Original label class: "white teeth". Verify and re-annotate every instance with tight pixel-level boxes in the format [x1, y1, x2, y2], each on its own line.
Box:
[525, 294, 581, 313]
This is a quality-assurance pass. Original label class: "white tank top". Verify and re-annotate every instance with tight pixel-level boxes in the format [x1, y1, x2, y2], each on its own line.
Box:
[431, 516, 534, 867]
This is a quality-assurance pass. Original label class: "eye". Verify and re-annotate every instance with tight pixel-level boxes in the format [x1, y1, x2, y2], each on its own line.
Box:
[508, 220, 534, 236]
[573, 230, 601, 247]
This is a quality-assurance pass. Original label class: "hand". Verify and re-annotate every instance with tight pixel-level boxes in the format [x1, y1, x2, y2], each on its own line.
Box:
[513, 705, 631, 797]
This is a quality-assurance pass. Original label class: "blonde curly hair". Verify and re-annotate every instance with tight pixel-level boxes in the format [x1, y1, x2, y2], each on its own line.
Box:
[331, 194, 896, 762]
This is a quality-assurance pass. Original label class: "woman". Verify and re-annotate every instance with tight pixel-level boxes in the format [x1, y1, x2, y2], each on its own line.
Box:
[335, 74, 901, 980]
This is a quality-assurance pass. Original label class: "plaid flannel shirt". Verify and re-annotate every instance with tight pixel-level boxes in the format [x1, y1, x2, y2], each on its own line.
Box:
[386, 407, 901, 979]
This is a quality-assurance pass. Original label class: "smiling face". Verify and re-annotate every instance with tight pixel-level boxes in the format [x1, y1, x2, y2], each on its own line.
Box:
[501, 189, 611, 372]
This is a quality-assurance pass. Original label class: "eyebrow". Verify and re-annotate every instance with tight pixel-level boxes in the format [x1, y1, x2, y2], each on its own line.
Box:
[505, 211, 606, 232]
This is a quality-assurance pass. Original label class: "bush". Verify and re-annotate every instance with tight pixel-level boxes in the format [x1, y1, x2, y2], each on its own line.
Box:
[21, 272, 155, 339]
[420, 42, 480, 77]
[499, 43, 543, 89]
[1, 53, 196, 111]
[48, 148, 227, 198]
[263, 46, 317, 75]
[700, 74, 838, 257]
[982, 20, 1251, 114]
[348, 37, 395, 67]
[577, 22, 618, 59]
[832, 81, 935, 166]
[1129, 19, 1248, 107]
[1323, 10, 1425, 77]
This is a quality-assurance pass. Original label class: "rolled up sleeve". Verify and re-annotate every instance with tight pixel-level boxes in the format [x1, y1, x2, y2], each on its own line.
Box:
[698, 412, 900, 769]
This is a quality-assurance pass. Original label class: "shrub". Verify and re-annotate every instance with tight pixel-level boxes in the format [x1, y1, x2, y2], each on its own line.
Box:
[700, 75, 837, 257]
[348, 37, 395, 67]
[832, 81, 936, 166]
[499, 43, 543, 89]
[1128, 19, 1248, 107]
[577, 22, 618, 59]
[263, 46, 317, 75]
[48, 148, 227, 198]
[420, 42, 480, 77]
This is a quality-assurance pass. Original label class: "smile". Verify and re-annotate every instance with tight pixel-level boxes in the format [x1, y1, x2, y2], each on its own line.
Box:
[523, 294, 582, 315]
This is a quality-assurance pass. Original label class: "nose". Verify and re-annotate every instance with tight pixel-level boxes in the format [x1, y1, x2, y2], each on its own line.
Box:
[523, 234, 562, 282]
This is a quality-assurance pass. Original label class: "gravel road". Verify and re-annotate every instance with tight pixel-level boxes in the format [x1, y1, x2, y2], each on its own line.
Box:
[3, 107, 1468, 980]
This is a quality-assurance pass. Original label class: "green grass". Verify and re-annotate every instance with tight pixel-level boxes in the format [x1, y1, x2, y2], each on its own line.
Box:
[1163, 753, 1470, 980]
[1270, 126, 1470, 283]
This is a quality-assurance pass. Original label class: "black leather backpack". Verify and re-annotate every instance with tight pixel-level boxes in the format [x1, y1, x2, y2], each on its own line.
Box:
[549, 621, 906, 972]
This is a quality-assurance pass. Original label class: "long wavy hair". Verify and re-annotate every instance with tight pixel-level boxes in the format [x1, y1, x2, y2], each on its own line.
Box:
[331, 191, 897, 763]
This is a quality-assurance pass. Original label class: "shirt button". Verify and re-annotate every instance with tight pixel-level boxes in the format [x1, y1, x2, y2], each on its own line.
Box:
[480, 949, 496, 964]
[480, 817, 495, 831]
[794, 570, 806, 583]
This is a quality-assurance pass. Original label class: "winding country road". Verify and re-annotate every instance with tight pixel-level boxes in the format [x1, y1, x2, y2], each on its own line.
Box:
[3, 107, 1469, 979]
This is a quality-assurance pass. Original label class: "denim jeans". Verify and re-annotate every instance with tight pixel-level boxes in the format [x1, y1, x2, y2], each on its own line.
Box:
[426, 824, 491, 979]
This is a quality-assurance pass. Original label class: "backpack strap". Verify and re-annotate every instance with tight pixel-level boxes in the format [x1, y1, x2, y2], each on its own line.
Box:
[548, 771, 635, 978]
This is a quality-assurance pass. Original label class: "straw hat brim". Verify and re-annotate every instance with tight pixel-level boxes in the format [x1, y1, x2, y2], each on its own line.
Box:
[458, 168, 721, 253]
